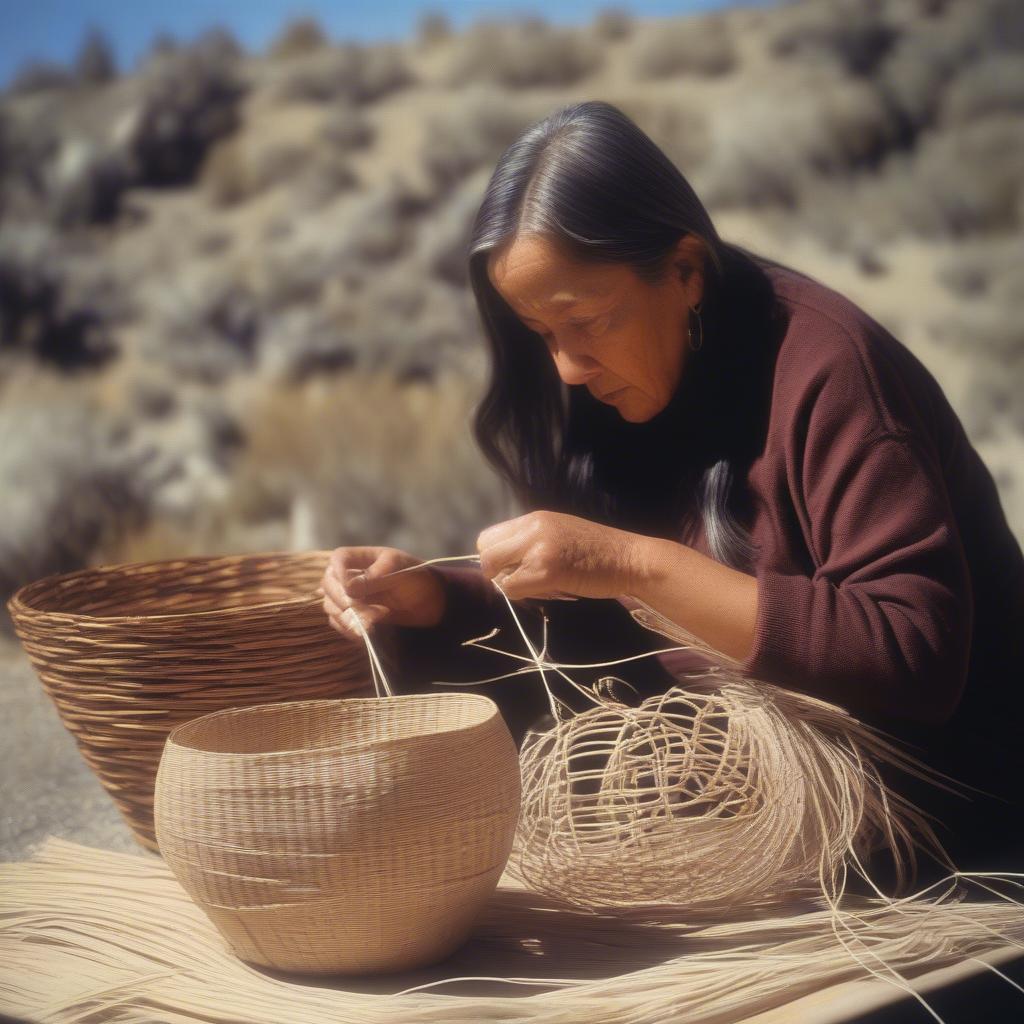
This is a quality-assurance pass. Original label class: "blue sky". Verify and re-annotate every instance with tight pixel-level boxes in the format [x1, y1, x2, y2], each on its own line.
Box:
[0, 0, 774, 88]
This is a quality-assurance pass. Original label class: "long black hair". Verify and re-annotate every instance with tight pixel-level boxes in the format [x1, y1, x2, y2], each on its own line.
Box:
[467, 100, 790, 573]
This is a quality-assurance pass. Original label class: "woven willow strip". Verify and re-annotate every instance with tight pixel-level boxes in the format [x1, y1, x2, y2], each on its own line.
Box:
[0, 838, 1022, 1023]
[153, 693, 522, 974]
[7, 551, 374, 850]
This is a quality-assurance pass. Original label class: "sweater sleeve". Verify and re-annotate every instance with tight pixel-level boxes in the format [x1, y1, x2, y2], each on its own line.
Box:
[740, 430, 973, 728]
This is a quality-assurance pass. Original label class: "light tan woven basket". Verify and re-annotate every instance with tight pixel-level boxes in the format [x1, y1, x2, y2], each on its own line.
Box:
[7, 551, 372, 852]
[154, 694, 522, 975]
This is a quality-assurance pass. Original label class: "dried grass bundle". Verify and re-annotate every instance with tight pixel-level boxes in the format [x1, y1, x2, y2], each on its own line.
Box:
[0, 837, 1022, 1024]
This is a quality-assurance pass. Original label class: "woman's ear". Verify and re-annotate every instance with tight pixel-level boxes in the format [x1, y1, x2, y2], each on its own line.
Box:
[673, 234, 707, 308]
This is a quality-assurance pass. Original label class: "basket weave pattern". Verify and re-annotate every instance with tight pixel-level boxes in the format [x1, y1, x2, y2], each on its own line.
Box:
[154, 694, 523, 974]
[7, 551, 372, 851]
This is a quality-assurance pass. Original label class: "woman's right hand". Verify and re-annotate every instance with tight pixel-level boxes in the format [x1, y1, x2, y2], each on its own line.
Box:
[318, 546, 447, 643]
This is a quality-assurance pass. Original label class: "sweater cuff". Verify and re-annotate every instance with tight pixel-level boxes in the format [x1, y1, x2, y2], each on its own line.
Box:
[739, 564, 846, 709]
[741, 564, 787, 676]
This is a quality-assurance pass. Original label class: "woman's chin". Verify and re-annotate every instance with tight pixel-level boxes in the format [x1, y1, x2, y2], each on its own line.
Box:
[617, 394, 664, 423]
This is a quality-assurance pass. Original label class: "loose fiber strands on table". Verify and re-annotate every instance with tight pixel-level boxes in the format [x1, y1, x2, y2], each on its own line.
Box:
[348, 553, 1024, 1020]
[6, 551, 374, 850]
[356, 552, 1019, 991]
[1, 837, 1023, 1024]
[357, 554, 955, 913]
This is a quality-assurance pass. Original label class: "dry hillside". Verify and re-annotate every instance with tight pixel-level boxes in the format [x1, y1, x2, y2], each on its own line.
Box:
[1, 0, 1022, 628]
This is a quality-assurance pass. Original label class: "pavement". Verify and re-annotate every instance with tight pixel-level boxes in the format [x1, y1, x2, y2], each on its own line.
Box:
[0, 633, 142, 862]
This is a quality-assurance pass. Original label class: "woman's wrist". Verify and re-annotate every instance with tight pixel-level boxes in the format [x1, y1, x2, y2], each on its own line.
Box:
[622, 534, 669, 599]
[624, 535, 758, 664]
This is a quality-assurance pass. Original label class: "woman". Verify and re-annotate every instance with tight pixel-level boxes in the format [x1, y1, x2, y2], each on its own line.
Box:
[320, 100, 1024, 878]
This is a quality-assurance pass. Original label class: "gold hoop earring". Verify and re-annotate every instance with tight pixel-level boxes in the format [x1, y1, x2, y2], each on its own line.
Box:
[687, 302, 704, 352]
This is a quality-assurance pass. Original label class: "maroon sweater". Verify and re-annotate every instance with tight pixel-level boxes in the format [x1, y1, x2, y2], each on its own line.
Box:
[382, 264, 1024, 868]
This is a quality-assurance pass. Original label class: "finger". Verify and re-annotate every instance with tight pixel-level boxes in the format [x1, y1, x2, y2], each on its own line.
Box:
[322, 568, 355, 612]
[322, 586, 385, 628]
[323, 553, 373, 607]
[356, 603, 391, 629]
[326, 607, 359, 642]
[340, 602, 389, 634]
[477, 515, 529, 552]
[322, 592, 347, 620]
[327, 547, 380, 579]
[478, 531, 529, 583]
[489, 563, 549, 602]
[345, 550, 414, 600]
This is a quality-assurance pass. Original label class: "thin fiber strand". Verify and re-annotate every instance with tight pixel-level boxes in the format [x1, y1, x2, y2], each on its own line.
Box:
[0, 838, 1022, 1023]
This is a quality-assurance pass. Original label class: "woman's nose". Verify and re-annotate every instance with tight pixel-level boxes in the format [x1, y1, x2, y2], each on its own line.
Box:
[551, 345, 601, 387]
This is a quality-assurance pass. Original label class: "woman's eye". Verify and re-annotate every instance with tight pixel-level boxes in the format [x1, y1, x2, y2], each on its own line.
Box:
[534, 314, 612, 344]
[568, 314, 611, 335]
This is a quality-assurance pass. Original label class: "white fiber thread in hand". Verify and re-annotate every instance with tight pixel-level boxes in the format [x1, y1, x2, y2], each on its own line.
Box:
[345, 553, 489, 699]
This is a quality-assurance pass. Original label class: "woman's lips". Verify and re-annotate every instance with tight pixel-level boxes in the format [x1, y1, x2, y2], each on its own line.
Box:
[600, 386, 627, 400]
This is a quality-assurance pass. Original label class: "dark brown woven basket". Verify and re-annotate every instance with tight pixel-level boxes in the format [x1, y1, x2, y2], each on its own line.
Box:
[7, 550, 373, 852]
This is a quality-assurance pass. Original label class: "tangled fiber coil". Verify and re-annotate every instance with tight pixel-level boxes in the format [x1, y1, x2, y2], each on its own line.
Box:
[510, 673, 950, 914]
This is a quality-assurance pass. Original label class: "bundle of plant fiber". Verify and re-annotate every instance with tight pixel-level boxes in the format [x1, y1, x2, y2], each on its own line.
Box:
[1, 836, 1022, 1024]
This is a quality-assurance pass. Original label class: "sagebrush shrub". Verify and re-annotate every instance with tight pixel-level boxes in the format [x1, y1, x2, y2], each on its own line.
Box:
[444, 17, 603, 89]
[630, 13, 737, 79]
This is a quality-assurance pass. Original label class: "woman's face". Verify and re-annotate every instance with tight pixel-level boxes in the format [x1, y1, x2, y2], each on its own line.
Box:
[486, 233, 706, 422]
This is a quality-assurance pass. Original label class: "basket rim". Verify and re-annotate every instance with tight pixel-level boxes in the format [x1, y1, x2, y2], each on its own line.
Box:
[6, 549, 332, 624]
[162, 693, 502, 757]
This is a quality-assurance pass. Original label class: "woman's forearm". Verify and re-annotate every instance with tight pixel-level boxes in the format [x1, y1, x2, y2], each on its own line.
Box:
[626, 536, 759, 664]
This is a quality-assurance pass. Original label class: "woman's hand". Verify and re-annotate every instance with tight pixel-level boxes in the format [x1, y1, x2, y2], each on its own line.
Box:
[476, 510, 644, 601]
[318, 546, 447, 643]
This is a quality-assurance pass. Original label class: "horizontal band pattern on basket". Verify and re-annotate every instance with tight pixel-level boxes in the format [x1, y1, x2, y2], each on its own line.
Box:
[7, 550, 374, 851]
[154, 694, 523, 974]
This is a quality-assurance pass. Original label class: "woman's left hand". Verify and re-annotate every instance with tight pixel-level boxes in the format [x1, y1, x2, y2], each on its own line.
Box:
[476, 510, 644, 601]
